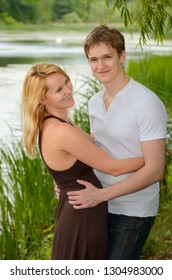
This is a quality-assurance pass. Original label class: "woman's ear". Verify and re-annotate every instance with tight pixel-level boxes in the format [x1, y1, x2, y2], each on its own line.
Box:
[40, 98, 46, 105]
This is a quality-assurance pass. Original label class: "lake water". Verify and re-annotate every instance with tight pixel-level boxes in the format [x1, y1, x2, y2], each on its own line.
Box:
[0, 32, 172, 144]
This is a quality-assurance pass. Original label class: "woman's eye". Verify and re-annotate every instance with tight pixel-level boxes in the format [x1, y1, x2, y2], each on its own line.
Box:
[56, 88, 62, 93]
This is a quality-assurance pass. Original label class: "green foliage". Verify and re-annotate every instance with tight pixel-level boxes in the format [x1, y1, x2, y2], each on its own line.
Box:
[52, 0, 73, 21]
[0, 12, 20, 25]
[0, 0, 9, 13]
[0, 0, 172, 46]
[0, 0, 54, 23]
[86, 0, 109, 23]
[105, 0, 172, 46]
[141, 200, 172, 259]
[62, 12, 82, 24]
[166, 164, 172, 198]
[0, 137, 56, 259]
[105, 0, 131, 26]
[126, 55, 172, 110]
[73, 76, 102, 133]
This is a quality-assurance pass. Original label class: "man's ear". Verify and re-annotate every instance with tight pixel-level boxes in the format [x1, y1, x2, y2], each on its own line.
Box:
[120, 51, 126, 64]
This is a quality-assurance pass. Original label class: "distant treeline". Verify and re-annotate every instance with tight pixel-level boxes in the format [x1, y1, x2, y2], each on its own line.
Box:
[0, 0, 121, 25]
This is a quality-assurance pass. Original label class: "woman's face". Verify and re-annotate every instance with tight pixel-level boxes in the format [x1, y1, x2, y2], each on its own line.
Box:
[44, 72, 74, 111]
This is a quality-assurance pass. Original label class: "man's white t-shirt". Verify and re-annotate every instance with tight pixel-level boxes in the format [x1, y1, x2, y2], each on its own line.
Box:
[88, 78, 167, 217]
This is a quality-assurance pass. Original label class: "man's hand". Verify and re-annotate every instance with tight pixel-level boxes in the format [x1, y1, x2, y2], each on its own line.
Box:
[67, 180, 102, 209]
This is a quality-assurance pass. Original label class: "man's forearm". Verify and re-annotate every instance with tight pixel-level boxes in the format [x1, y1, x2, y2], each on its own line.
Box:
[100, 163, 164, 203]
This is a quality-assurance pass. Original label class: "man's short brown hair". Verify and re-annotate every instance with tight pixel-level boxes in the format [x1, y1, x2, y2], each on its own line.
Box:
[84, 25, 125, 57]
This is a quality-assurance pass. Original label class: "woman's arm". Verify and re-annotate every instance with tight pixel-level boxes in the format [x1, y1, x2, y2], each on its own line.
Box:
[55, 123, 144, 176]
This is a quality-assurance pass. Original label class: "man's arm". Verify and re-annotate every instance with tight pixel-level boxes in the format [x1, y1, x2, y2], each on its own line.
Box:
[67, 139, 166, 208]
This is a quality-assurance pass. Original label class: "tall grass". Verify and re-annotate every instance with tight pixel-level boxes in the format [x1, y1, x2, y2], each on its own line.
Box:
[73, 75, 101, 132]
[0, 137, 56, 259]
[126, 55, 172, 112]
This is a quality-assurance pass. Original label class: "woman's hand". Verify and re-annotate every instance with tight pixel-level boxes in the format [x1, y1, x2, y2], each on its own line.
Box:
[54, 185, 60, 199]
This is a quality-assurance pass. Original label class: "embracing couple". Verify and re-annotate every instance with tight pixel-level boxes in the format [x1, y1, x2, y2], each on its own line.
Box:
[21, 25, 167, 260]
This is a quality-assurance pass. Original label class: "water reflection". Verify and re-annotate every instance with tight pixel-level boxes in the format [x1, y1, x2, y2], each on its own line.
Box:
[0, 40, 86, 67]
[0, 54, 87, 67]
[0, 42, 83, 57]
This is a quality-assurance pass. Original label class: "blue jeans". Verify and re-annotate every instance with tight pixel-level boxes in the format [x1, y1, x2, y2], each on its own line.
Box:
[107, 213, 156, 260]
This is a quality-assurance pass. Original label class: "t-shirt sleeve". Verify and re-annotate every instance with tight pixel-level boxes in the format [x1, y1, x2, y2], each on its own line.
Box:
[137, 96, 167, 141]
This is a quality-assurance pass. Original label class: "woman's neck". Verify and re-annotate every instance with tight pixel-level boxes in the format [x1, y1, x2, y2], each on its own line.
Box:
[44, 108, 69, 121]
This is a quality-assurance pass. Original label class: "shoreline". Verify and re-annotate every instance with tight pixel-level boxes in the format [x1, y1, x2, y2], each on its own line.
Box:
[1, 31, 172, 50]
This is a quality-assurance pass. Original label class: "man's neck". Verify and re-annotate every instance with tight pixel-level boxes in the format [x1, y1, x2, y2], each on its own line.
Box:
[105, 74, 129, 98]
[103, 74, 130, 111]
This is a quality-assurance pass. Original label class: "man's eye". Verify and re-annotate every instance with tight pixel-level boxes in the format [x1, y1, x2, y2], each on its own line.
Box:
[90, 58, 97, 62]
[104, 56, 112, 59]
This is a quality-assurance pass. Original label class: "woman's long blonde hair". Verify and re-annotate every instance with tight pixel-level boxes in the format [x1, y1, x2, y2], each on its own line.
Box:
[21, 63, 70, 159]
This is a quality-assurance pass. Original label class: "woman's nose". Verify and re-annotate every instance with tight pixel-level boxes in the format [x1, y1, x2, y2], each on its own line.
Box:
[63, 83, 72, 94]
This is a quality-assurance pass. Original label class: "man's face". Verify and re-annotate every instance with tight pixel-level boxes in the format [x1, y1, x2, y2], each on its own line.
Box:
[87, 42, 125, 85]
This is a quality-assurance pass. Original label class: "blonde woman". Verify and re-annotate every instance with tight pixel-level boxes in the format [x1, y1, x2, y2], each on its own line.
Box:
[21, 63, 144, 260]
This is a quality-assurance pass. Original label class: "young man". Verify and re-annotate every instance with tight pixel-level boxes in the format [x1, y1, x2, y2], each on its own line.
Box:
[67, 25, 167, 260]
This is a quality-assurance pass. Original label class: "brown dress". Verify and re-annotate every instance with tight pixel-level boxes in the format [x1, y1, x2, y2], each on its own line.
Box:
[39, 115, 108, 260]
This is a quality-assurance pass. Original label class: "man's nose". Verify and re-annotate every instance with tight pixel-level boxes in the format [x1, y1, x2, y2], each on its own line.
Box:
[97, 59, 105, 68]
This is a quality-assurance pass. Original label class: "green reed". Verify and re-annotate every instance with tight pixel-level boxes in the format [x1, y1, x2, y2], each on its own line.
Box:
[73, 75, 101, 133]
[0, 137, 56, 259]
[126, 55, 172, 111]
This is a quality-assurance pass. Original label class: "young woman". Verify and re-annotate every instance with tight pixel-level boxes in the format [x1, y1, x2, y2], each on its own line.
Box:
[21, 63, 144, 260]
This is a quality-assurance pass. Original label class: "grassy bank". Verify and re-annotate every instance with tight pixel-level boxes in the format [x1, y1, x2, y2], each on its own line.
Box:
[0, 22, 172, 40]
[0, 22, 97, 33]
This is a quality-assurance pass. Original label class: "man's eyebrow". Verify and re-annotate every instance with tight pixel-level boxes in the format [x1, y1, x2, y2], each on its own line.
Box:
[89, 52, 113, 59]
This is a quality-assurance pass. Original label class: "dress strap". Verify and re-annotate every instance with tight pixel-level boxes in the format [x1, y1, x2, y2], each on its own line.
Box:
[43, 115, 73, 125]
